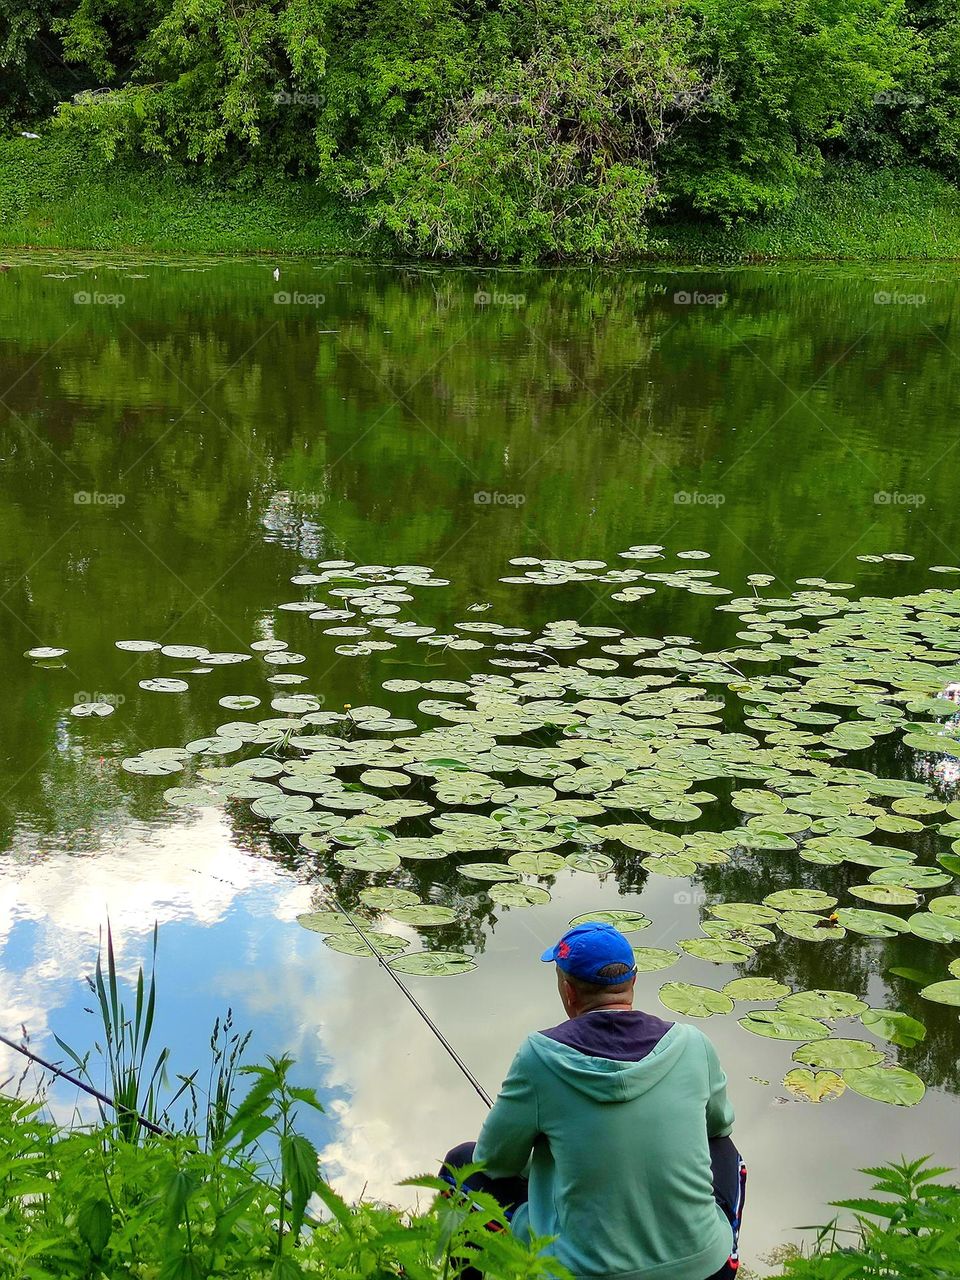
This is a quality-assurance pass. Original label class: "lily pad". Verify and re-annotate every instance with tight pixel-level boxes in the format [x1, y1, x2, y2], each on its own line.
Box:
[678, 938, 756, 963]
[763, 889, 838, 913]
[658, 983, 734, 1018]
[632, 947, 681, 973]
[793, 1039, 885, 1069]
[323, 931, 409, 956]
[569, 911, 651, 932]
[738, 1010, 831, 1041]
[388, 905, 459, 926]
[778, 990, 868, 1019]
[918, 979, 960, 1006]
[783, 1069, 846, 1103]
[389, 950, 477, 976]
[842, 1066, 925, 1106]
[722, 977, 791, 1001]
[859, 1009, 926, 1047]
[488, 883, 552, 907]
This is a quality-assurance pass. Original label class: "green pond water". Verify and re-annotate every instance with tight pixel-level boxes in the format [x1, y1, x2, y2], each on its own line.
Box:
[1, 255, 960, 1269]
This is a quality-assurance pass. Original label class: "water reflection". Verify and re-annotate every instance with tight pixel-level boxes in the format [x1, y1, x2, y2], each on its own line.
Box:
[2, 258, 960, 1269]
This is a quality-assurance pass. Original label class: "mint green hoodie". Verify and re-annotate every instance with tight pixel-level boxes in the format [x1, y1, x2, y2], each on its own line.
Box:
[474, 1021, 735, 1280]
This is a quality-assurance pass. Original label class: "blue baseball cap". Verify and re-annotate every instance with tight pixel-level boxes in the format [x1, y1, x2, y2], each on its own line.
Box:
[541, 922, 637, 985]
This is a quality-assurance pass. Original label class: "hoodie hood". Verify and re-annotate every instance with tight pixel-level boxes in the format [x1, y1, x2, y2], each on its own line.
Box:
[527, 1021, 692, 1101]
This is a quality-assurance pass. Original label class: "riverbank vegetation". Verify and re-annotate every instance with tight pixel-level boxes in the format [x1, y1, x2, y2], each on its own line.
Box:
[2, 0, 960, 260]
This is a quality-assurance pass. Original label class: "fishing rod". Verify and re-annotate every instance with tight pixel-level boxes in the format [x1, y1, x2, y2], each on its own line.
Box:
[0, 1031, 167, 1135]
[318, 883, 493, 1110]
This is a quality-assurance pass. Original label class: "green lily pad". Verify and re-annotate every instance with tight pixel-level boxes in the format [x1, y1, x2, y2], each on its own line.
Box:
[908, 912, 960, 943]
[388, 905, 458, 926]
[763, 889, 838, 913]
[678, 938, 756, 963]
[778, 990, 868, 1019]
[389, 950, 477, 976]
[658, 983, 734, 1018]
[459, 863, 522, 882]
[335, 848, 402, 872]
[722, 977, 791, 1001]
[783, 1069, 846, 1103]
[848, 884, 919, 907]
[569, 911, 651, 932]
[836, 908, 911, 937]
[488, 883, 552, 907]
[929, 895, 960, 917]
[632, 948, 681, 973]
[842, 1066, 925, 1106]
[777, 911, 846, 942]
[859, 1009, 926, 1047]
[323, 931, 409, 957]
[508, 851, 568, 875]
[918, 979, 960, 1006]
[793, 1039, 885, 1069]
[708, 903, 781, 926]
[739, 1010, 831, 1041]
[359, 887, 421, 910]
[565, 852, 615, 874]
[295, 911, 355, 934]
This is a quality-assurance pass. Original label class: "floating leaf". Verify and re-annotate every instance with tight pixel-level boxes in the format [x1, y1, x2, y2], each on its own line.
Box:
[793, 1039, 885, 1069]
[565, 852, 615, 874]
[738, 1010, 831, 1041]
[783, 1069, 846, 1103]
[779, 990, 868, 1019]
[488, 883, 551, 907]
[389, 951, 477, 976]
[722, 977, 791, 1001]
[359, 887, 420, 910]
[842, 1066, 925, 1107]
[507, 851, 567, 875]
[459, 863, 521, 882]
[632, 948, 680, 973]
[658, 983, 734, 1018]
[918, 980, 960, 1006]
[678, 938, 756, 963]
[763, 889, 838, 913]
[860, 1009, 926, 1047]
[296, 911, 354, 934]
[139, 678, 189, 694]
[848, 884, 919, 907]
[388, 905, 458, 926]
[569, 911, 651, 932]
[323, 931, 409, 956]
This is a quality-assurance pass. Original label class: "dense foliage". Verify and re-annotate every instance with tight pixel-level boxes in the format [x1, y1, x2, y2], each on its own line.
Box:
[1, 0, 958, 259]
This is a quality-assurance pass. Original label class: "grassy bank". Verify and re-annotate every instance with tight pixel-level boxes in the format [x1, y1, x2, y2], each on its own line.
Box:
[3, 135, 960, 262]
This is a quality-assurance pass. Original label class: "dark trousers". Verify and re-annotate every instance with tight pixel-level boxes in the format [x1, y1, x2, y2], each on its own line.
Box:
[441, 1135, 746, 1280]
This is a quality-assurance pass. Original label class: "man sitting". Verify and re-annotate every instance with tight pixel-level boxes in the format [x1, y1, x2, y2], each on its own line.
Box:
[441, 921, 746, 1280]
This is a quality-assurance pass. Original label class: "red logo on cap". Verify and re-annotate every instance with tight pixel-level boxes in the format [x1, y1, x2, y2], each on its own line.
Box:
[557, 941, 571, 958]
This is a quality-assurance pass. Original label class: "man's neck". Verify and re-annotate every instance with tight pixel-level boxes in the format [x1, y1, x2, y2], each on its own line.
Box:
[575, 1002, 634, 1018]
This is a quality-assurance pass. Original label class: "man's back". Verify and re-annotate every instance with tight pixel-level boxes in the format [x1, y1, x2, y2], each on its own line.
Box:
[475, 1009, 735, 1280]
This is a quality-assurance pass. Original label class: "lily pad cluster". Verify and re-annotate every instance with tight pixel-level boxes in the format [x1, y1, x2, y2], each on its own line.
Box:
[55, 549, 960, 1099]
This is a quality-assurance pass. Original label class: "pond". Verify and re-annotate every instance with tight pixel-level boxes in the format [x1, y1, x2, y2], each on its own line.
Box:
[1, 256, 959, 1271]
